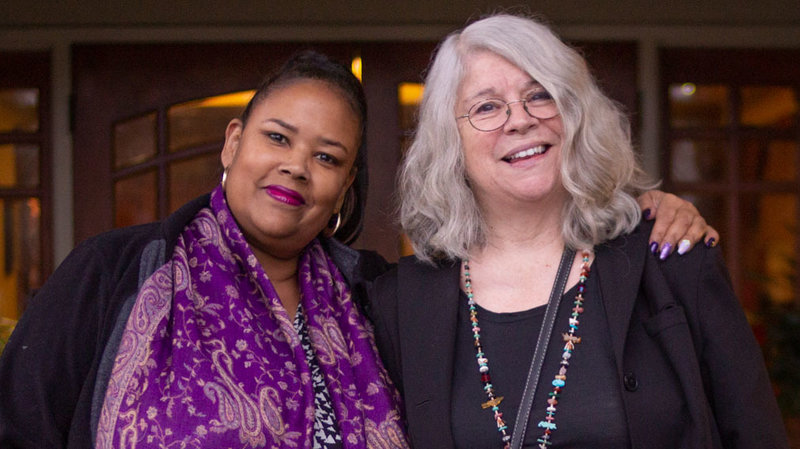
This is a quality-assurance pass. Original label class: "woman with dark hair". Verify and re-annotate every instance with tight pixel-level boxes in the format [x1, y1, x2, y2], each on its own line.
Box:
[370, 14, 788, 449]
[0, 51, 408, 449]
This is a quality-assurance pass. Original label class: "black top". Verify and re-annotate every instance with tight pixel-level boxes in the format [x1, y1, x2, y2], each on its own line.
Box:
[451, 272, 629, 448]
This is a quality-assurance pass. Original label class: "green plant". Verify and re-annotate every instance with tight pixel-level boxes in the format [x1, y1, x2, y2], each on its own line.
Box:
[763, 301, 800, 417]
[755, 248, 800, 418]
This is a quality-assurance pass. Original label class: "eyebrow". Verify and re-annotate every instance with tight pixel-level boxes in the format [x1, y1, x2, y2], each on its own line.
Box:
[264, 118, 351, 153]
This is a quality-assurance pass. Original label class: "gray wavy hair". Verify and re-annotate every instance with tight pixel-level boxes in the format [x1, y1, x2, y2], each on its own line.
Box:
[399, 13, 654, 262]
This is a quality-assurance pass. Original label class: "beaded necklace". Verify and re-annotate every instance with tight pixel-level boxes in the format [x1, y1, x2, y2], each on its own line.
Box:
[463, 251, 590, 449]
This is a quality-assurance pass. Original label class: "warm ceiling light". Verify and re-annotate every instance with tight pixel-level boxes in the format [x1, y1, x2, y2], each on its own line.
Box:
[351, 56, 363, 82]
[680, 83, 697, 96]
[398, 82, 424, 106]
[196, 91, 255, 108]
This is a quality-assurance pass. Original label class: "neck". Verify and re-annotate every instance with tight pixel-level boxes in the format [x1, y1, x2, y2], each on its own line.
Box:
[253, 248, 302, 318]
[464, 193, 580, 313]
[476, 195, 566, 260]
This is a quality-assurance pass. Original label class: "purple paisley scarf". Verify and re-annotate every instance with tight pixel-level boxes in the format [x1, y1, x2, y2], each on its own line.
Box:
[96, 186, 408, 449]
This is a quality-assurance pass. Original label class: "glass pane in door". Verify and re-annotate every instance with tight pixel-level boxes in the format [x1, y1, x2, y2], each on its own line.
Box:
[740, 86, 798, 128]
[739, 139, 797, 182]
[0, 88, 38, 133]
[670, 138, 727, 182]
[168, 153, 221, 213]
[168, 91, 253, 152]
[114, 170, 157, 228]
[396, 82, 426, 256]
[0, 144, 39, 187]
[740, 193, 796, 308]
[669, 84, 730, 128]
[0, 197, 41, 321]
[398, 82, 424, 156]
[113, 112, 157, 169]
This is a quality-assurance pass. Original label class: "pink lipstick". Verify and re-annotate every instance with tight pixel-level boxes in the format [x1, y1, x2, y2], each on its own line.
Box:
[265, 185, 305, 206]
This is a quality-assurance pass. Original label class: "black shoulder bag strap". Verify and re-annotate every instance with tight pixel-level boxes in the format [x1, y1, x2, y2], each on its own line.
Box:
[510, 247, 576, 449]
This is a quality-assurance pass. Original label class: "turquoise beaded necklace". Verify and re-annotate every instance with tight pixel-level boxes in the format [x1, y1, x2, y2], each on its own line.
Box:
[463, 251, 590, 449]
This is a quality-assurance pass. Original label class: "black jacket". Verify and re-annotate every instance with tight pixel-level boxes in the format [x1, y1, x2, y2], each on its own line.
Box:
[0, 194, 389, 448]
[369, 221, 789, 448]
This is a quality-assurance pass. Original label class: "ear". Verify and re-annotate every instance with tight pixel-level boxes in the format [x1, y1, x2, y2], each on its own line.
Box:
[220, 118, 244, 169]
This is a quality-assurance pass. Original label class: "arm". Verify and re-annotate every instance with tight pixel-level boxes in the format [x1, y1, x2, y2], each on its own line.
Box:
[648, 243, 790, 448]
[366, 269, 404, 396]
[691, 248, 788, 447]
[0, 242, 110, 448]
[638, 190, 720, 259]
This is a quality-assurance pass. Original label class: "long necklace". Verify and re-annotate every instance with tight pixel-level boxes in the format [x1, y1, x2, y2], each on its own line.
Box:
[463, 251, 590, 449]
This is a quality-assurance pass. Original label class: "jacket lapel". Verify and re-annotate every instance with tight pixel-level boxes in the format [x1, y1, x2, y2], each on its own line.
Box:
[594, 225, 648, 373]
[397, 257, 461, 448]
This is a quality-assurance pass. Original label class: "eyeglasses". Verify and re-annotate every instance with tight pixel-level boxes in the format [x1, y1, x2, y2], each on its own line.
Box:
[457, 88, 559, 132]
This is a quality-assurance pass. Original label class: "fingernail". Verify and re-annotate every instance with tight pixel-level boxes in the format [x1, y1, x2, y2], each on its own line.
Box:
[643, 208, 651, 220]
[659, 242, 672, 260]
[677, 239, 691, 255]
[705, 237, 716, 248]
[650, 241, 659, 255]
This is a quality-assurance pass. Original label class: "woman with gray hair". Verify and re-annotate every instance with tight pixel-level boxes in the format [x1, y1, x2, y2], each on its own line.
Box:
[370, 13, 788, 449]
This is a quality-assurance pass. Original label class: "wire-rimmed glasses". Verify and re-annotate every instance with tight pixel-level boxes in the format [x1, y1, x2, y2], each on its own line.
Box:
[457, 88, 559, 132]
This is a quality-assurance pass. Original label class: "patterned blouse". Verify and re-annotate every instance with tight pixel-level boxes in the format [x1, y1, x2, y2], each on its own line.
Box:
[295, 303, 343, 449]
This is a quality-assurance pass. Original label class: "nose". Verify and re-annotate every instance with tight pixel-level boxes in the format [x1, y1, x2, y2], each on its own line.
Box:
[503, 100, 538, 133]
[279, 150, 310, 181]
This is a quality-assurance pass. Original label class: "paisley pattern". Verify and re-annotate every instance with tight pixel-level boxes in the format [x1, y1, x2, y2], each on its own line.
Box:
[96, 186, 409, 449]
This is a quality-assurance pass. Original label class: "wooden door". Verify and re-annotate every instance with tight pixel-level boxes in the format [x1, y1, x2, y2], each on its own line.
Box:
[71, 41, 636, 262]
[71, 42, 438, 260]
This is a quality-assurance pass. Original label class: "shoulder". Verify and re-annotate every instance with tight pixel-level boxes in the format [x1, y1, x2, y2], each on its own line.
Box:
[76, 222, 162, 263]
[369, 263, 400, 313]
[636, 218, 726, 291]
[32, 194, 211, 319]
[598, 219, 650, 255]
[607, 219, 733, 324]
[371, 255, 458, 305]
[71, 193, 210, 273]
[599, 218, 717, 269]
[595, 219, 727, 301]
[356, 249, 392, 280]
[320, 238, 392, 285]
[376, 255, 455, 283]
[27, 221, 166, 324]
[0, 194, 213, 445]
[369, 256, 422, 311]
[397, 254, 459, 277]
[592, 219, 650, 281]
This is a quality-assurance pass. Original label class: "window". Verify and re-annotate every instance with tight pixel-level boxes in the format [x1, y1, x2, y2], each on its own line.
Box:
[0, 52, 51, 329]
[112, 91, 254, 227]
[662, 49, 800, 314]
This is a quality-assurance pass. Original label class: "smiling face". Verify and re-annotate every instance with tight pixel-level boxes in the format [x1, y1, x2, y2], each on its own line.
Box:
[456, 50, 566, 214]
[221, 79, 359, 260]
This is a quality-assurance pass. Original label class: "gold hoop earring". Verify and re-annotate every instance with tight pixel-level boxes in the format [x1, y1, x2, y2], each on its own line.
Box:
[221, 168, 228, 190]
[329, 213, 342, 236]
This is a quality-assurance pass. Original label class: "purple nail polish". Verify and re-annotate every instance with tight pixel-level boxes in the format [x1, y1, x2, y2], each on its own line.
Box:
[705, 237, 716, 248]
[643, 208, 651, 220]
[659, 242, 672, 260]
[650, 241, 659, 255]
